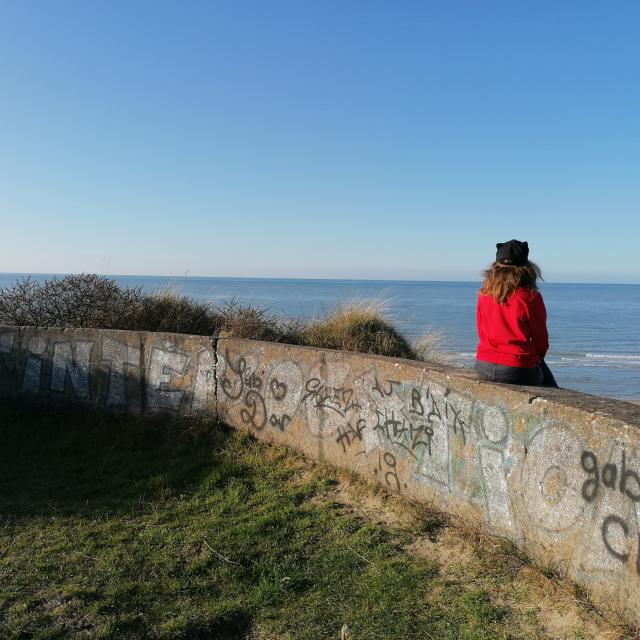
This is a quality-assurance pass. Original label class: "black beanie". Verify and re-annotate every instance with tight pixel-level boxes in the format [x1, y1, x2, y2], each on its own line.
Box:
[496, 240, 529, 266]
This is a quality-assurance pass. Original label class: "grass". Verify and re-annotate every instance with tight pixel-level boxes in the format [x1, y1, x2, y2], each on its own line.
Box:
[0, 275, 449, 364]
[0, 404, 628, 640]
[303, 302, 416, 360]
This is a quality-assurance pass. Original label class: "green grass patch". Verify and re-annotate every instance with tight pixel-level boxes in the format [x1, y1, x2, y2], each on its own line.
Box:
[0, 403, 566, 639]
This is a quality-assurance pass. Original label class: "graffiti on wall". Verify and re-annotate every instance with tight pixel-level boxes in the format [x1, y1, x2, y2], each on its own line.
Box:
[0, 330, 215, 414]
[580, 447, 640, 574]
[218, 348, 301, 433]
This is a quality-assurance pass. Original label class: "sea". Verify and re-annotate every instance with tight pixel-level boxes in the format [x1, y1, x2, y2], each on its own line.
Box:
[1, 274, 639, 402]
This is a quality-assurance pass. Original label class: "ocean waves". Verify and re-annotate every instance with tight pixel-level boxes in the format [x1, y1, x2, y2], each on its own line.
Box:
[451, 352, 640, 369]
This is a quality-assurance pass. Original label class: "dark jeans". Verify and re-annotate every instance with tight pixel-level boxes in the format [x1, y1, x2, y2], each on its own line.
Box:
[475, 359, 558, 387]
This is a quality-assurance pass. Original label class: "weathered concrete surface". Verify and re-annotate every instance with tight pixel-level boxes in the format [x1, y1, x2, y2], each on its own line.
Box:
[217, 337, 640, 626]
[141, 331, 216, 415]
[0, 327, 215, 415]
[3, 325, 640, 626]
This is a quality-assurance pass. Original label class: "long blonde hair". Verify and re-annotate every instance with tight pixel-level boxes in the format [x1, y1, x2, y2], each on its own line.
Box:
[480, 261, 542, 304]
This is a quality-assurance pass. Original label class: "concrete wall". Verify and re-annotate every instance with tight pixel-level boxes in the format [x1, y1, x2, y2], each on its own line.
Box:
[0, 326, 216, 415]
[2, 325, 640, 626]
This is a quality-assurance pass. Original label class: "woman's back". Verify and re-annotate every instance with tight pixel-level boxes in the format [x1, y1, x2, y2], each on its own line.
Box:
[476, 286, 548, 368]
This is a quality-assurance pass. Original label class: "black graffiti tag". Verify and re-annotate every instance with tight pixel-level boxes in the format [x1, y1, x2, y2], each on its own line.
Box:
[580, 449, 640, 572]
[446, 401, 466, 444]
[580, 450, 640, 503]
[602, 515, 630, 563]
[410, 388, 424, 416]
[373, 410, 433, 460]
[335, 419, 367, 454]
[220, 350, 246, 400]
[269, 413, 291, 431]
[412, 387, 466, 444]
[375, 450, 401, 493]
[244, 371, 262, 390]
[302, 378, 360, 416]
[240, 389, 267, 430]
[372, 376, 400, 399]
[270, 378, 287, 401]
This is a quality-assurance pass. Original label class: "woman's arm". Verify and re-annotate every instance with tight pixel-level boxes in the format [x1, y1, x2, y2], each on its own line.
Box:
[527, 292, 549, 359]
[476, 295, 484, 342]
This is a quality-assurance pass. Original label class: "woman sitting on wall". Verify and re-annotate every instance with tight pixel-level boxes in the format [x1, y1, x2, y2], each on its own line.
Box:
[475, 239, 558, 387]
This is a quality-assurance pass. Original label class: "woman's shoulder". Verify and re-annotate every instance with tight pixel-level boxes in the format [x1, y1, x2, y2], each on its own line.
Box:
[477, 292, 494, 304]
[513, 287, 543, 302]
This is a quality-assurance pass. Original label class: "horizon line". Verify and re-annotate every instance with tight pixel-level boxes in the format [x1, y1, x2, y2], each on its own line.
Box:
[0, 271, 639, 287]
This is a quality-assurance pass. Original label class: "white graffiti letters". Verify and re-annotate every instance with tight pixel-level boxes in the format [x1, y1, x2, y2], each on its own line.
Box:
[51, 341, 93, 399]
[101, 338, 140, 407]
[146, 346, 188, 412]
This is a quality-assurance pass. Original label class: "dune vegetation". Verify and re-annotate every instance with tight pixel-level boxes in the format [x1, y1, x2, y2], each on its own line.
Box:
[0, 274, 448, 364]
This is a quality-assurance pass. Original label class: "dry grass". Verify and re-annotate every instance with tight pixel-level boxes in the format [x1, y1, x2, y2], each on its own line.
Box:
[216, 299, 306, 344]
[0, 275, 449, 363]
[134, 290, 220, 335]
[413, 329, 451, 365]
[303, 302, 416, 360]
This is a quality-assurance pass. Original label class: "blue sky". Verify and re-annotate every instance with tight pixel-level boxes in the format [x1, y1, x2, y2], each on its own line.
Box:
[0, 1, 638, 282]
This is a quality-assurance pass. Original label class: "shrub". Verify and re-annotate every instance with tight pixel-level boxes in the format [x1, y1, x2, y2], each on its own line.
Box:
[215, 299, 306, 344]
[302, 303, 416, 360]
[132, 289, 222, 335]
[0, 275, 221, 335]
[0, 274, 144, 330]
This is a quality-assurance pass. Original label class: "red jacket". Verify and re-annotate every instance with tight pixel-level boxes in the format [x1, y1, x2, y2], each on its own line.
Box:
[476, 287, 549, 368]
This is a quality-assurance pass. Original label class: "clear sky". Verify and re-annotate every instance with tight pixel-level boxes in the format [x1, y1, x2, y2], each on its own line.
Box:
[0, 1, 638, 283]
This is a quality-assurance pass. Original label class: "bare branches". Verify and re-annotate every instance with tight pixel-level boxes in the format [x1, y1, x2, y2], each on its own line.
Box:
[0, 274, 144, 330]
